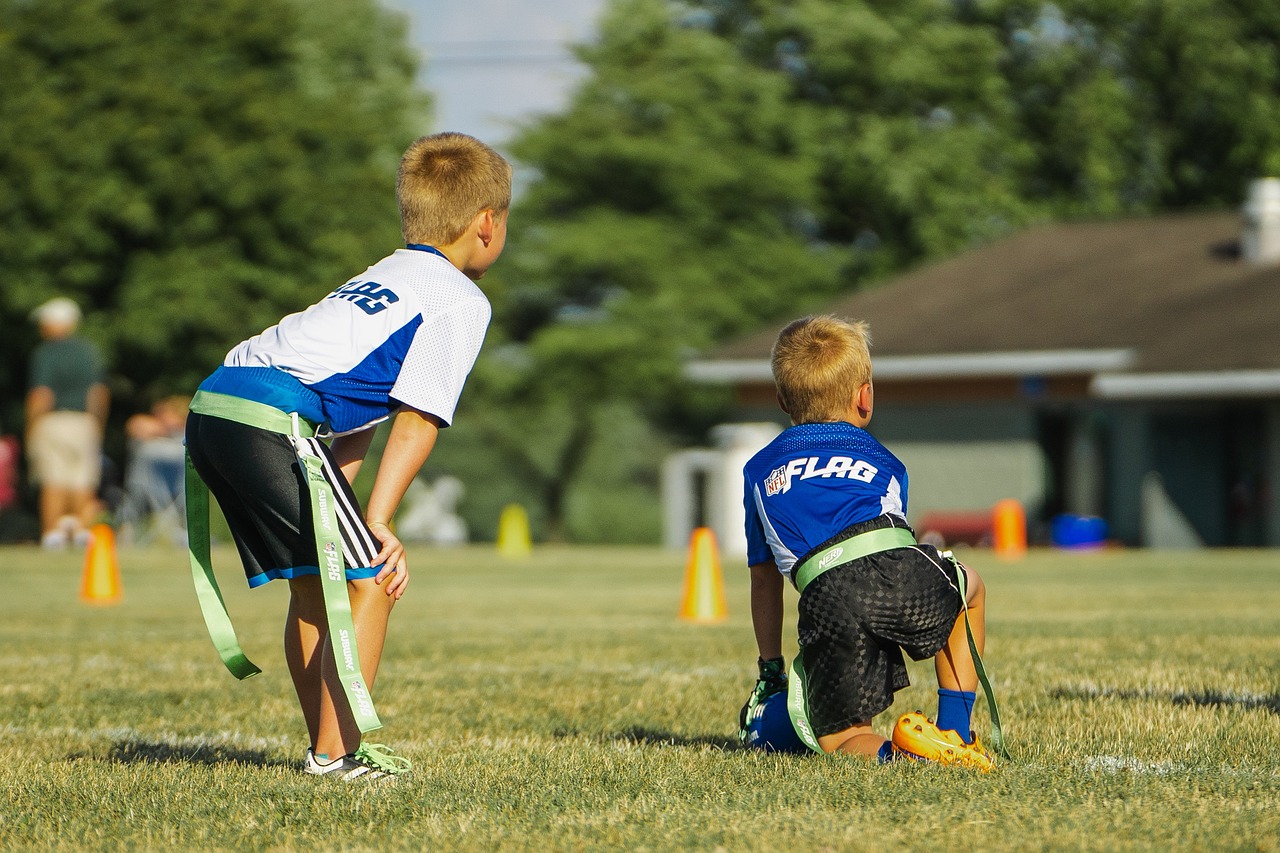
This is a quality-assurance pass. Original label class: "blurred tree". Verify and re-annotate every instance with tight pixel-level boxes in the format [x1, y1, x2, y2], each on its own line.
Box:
[461, 0, 846, 539]
[725, 0, 1045, 270]
[0, 0, 426, 430]
[458, 0, 1280, 542]
[991, 0, 1280, 212]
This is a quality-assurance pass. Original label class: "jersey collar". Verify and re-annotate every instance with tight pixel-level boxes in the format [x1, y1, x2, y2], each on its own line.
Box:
[406, 243, 448, 260]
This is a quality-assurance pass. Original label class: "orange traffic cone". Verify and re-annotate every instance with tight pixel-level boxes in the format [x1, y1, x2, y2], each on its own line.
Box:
[80, 523, 122, 605]
[679, 527, 727, 623]
[992, 499, 1026, 560]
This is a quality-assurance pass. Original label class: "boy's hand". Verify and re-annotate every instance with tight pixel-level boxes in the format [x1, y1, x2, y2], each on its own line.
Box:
[368, 522, 409, 599]
[752, 656, 789, 700]
[738, 657, 788, 743]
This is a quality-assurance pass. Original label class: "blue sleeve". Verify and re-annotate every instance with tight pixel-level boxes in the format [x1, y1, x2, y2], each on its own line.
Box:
[743, 477, 770, 567]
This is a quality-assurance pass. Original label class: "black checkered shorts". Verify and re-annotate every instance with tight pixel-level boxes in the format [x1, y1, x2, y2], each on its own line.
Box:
[795, 516, 963, 737]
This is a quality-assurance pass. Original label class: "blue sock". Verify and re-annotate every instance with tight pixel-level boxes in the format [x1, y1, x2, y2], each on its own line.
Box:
[936, 688, 977, 743]
[877, 740, 895, 763]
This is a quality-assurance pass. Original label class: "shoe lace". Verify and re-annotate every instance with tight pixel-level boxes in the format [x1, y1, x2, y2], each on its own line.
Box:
[354, 743, 412, 775]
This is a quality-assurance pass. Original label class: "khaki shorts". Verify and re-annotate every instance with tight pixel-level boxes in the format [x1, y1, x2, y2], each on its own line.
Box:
[28, 411, 102, 490]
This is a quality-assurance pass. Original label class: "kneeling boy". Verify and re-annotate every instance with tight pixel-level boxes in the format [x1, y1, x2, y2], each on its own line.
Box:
[740, 315, 994, 769]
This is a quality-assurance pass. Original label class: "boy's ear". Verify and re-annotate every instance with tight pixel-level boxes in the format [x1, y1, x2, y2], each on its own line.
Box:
[775, 391, 791, 416]
[855, 382, 873, 417]
[476, 209, 496, 246]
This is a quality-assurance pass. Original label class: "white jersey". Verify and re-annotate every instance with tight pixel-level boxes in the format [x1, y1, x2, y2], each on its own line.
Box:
[224, 246, 491, 433]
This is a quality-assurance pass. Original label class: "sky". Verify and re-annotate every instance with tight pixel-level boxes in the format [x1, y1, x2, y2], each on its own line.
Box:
[380, 0, 609, 149]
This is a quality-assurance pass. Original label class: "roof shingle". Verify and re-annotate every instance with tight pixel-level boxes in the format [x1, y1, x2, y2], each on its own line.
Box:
[711, 211, 1279, 375]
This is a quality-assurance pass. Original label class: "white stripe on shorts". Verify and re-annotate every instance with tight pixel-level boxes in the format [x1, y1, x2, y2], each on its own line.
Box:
[302, 436, 380, 569]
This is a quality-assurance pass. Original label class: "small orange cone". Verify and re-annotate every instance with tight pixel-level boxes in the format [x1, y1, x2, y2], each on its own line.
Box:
[679, 527, 727, 623]
[992, 499, 1026, 560]
[80, 523, 122, 605]
[496, 503, 532, 560]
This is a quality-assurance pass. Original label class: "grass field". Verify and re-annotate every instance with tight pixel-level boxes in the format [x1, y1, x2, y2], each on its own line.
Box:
[1, 542, 1278, 851]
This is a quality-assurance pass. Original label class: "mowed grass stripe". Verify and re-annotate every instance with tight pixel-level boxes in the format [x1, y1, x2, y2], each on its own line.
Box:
[0, 544, 1277, 850]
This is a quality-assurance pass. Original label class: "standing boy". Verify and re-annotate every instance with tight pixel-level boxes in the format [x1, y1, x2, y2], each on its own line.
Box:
[185, 133, 510, 780]
[740, 315, 994, 769]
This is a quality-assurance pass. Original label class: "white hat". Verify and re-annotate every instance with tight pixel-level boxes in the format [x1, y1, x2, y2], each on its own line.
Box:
[32, 297, 81, 327]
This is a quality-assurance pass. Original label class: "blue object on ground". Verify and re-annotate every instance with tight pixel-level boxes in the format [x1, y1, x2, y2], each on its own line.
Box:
[1051, 514, 1108, 548]
[744, 691, 808, 754]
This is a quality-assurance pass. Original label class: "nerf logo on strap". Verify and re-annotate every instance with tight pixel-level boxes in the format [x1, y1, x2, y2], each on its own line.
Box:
[328, 280, 400, 315]
[764, 456, 879, 496]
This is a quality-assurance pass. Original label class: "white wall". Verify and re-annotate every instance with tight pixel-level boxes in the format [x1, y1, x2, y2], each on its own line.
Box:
[661, 423, 781, 559]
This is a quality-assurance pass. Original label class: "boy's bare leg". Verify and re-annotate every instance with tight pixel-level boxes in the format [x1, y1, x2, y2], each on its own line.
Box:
[935, 566, 986, 692]
[285, 576, 326, 748]
[818, 720, 886, 757]
[313, 576, 396, 760]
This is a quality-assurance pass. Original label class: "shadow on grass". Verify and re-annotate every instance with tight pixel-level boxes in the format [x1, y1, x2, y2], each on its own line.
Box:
[613, 726, 742, 750]
[102, 738, 295, 769]
[550, 726, 742, 750]
[1051, 685, 1280, 715]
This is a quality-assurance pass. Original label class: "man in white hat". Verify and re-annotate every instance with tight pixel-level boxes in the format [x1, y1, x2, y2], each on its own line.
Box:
[26, 297, 110, 548]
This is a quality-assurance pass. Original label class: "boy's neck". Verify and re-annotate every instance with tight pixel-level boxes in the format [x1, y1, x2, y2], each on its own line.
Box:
[793, 416, 870, 429]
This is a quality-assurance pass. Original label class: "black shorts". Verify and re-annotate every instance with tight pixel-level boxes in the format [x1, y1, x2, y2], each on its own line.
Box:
[795, 517, 963, 736]
[186, 412, 380, 588]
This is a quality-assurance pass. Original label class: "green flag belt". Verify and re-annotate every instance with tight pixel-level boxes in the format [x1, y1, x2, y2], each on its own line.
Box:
[792, 527, 917, 594]
[786, 525, 1007, 758]
[185, 389, 383, 733]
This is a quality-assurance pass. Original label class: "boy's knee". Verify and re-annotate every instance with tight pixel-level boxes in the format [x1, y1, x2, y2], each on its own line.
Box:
[348, 577, 396, 612]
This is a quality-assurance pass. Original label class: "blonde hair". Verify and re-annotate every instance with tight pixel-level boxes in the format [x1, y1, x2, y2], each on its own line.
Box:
[771, 315, 873, 424]
[397, 133, 513, 246]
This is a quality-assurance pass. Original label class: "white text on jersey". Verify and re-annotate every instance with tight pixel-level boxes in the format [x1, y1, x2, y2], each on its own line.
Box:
[764, 456, 879, 496]
[329, 280, 400, 315]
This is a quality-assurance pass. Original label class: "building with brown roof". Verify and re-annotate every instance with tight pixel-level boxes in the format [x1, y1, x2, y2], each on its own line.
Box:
[686, 180, 1280, 548]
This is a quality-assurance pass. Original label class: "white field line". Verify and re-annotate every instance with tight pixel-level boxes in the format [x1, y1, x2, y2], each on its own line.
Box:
[1083, 755, 1181, 776]
[0, 723, 290, 753]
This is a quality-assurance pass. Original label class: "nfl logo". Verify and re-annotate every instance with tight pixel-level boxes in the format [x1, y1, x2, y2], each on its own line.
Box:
[764, 465, 787, 496]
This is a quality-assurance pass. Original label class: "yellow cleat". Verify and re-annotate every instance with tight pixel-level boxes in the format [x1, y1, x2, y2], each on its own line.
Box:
[891, 710, 995, 772]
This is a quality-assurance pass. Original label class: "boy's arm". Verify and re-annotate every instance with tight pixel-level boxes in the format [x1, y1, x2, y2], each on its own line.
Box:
[740, 559, 788, 742]
[24, 386, 54, 439]
[86, 382, 109, 430]
[364, 406, 444, 598]
[749, 560, 784, 661]
[330, 427, 377, 485]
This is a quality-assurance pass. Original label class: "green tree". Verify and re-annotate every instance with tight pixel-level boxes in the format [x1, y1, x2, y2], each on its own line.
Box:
[449, 0, 845, 540]
[991, 0, 1280, 211]
[737, 0, 1044, 268]
[452, 0, 1280, 543]
[0, 0, 426, 431]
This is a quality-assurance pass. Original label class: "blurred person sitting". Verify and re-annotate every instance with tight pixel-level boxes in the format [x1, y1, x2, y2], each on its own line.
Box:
[25, 297, 110, 549]
[119, 395, 190, 542]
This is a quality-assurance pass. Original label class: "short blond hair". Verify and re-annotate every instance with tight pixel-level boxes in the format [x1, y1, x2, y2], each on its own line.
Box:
[397, 133, 512, 246]
[771, 315, 872, 424]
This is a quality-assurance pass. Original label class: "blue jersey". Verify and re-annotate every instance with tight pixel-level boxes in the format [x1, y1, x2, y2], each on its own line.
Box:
[743, 422, 908, 575]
